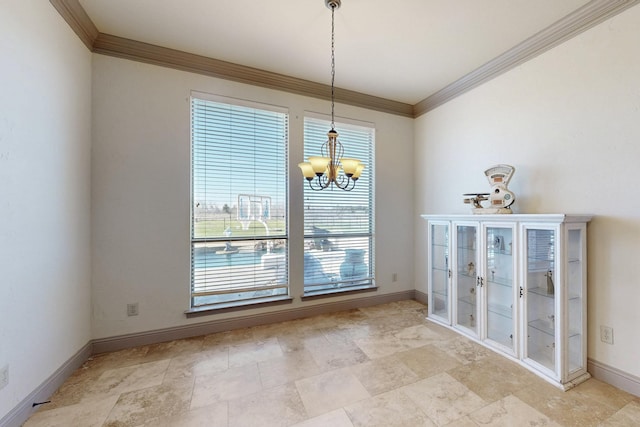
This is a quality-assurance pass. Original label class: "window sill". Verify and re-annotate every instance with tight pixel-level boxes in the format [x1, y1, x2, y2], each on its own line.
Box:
[185, 295, 293, 318]
[301, 285, 378, 301]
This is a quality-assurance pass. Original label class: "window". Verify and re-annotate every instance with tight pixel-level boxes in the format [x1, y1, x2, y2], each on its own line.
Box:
[190, 93, 288, 309]
[303, 115, 374, 296]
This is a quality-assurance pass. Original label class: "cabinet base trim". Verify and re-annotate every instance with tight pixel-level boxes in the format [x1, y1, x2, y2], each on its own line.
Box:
[562, 372, 592, 391]
[588, 358, 640, 398]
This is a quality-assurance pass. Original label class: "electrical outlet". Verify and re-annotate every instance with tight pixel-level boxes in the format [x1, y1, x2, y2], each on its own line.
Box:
[600, 325, 614, 344]
[0, 365, 8, 390]
[392, 273, 398, 282]
[127, 303, 139, 317]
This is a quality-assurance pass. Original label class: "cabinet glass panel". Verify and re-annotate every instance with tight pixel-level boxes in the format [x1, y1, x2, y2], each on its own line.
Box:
[485, 226, 514, 350]
[567, 228, 584, 374]
[456, 225, 478, 334]
[430, 223, 450, 321]
[526, 228, 556, 372]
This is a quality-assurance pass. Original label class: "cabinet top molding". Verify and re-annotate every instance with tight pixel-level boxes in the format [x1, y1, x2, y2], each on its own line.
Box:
[421, 214, 593, 223]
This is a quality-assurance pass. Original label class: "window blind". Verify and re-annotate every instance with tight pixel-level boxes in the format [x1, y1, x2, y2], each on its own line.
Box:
[527, 229, 555, 272]
[191, 94, 289, 308]
[303, 116, 374, 295]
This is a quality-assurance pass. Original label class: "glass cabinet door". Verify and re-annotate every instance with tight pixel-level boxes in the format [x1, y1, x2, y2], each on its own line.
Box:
[567, 227, 585, 376]
[429, 223, 450, 323]
[484, 225, 515, 354]
[525, 227, 557, 374]
[456, 224, 478, 336]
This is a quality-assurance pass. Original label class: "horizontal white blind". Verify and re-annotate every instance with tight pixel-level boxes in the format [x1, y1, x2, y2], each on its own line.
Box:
[303, 117, 374, 295]
[527, 229, 555, 272]
[191, 96, 288, 307]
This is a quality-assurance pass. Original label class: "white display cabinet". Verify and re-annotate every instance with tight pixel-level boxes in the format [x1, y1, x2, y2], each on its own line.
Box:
[423, 214, 591, 390]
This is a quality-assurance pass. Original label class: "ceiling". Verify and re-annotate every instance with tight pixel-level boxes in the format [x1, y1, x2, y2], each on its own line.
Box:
[77, 0, 593, 106]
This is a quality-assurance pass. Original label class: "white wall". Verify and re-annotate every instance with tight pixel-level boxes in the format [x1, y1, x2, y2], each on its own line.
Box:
[91, 55, 414, 339]
[0, 0, 93, 419]
[414, 5, 640, 377]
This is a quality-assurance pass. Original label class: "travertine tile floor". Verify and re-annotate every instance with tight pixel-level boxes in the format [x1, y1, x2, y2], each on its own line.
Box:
[24, 300, 640, 426]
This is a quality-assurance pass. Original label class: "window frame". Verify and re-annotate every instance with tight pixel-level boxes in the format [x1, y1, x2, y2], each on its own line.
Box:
[188, 92, 290, 313]
[301, 113, 376, 298]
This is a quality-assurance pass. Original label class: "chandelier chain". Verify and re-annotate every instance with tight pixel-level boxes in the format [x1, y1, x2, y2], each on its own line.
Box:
[330, 2, 336, 130]
[298, 0, 363, 192]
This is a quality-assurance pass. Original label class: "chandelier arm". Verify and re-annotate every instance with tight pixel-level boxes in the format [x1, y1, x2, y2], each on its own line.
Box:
[320, 138, 344, 164]
[334, 175, 355, 191]
[319, 174, 332, 190]
[343, 180, 356, 191]
[335, 139, 344, 160]
[306, 178, 322, 191]
[307, 176, 326, 191]
[344, 175, 356, 191]
[320, 141, 328, 158]
[335, 172, 356, 190]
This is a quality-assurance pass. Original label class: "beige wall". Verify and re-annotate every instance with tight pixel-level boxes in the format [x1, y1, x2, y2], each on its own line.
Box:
[414, 5, 640, 377]
[90, 55, 415, 339]
[0, 0, 93, 419]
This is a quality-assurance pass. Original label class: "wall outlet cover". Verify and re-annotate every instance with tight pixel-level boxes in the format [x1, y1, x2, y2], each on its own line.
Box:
[127, 303, 139, 317]
[600, 325, 614, 345]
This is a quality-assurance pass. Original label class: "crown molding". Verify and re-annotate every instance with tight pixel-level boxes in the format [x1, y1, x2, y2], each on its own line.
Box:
[49, 0, 98, 50]
[50, 0, 639, 118]
[92, 33, 414, 118]
[48, 0, 413, 117]
[414, 0, 640, 116]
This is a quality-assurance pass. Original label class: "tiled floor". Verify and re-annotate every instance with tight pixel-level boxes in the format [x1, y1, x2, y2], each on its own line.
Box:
[24, 300, 640, 426]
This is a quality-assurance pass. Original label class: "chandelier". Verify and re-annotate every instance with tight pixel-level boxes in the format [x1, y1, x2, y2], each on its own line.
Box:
[298, 0, 365, 191]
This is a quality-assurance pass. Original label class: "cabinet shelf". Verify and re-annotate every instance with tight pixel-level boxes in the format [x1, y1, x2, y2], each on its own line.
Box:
[486, 277, 512, 288]
[528, 318, 580, 339]
[528, 318, 555, 337]
[528, 286, 555, 299]
[488, 251, 513, 258]
[487, 303, 513, 319]
[433, 289, 448, 298]
[457, 295, 477, 306]
[528, 286, 581, 301]
[457, 271, 477, 279]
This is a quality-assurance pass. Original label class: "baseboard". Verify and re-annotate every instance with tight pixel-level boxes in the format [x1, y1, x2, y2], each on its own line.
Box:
[0, 342, 92, 427]
[414, 289, 428, 306]
[93, 289, 416, 353]
[588, 358, 640, 397]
